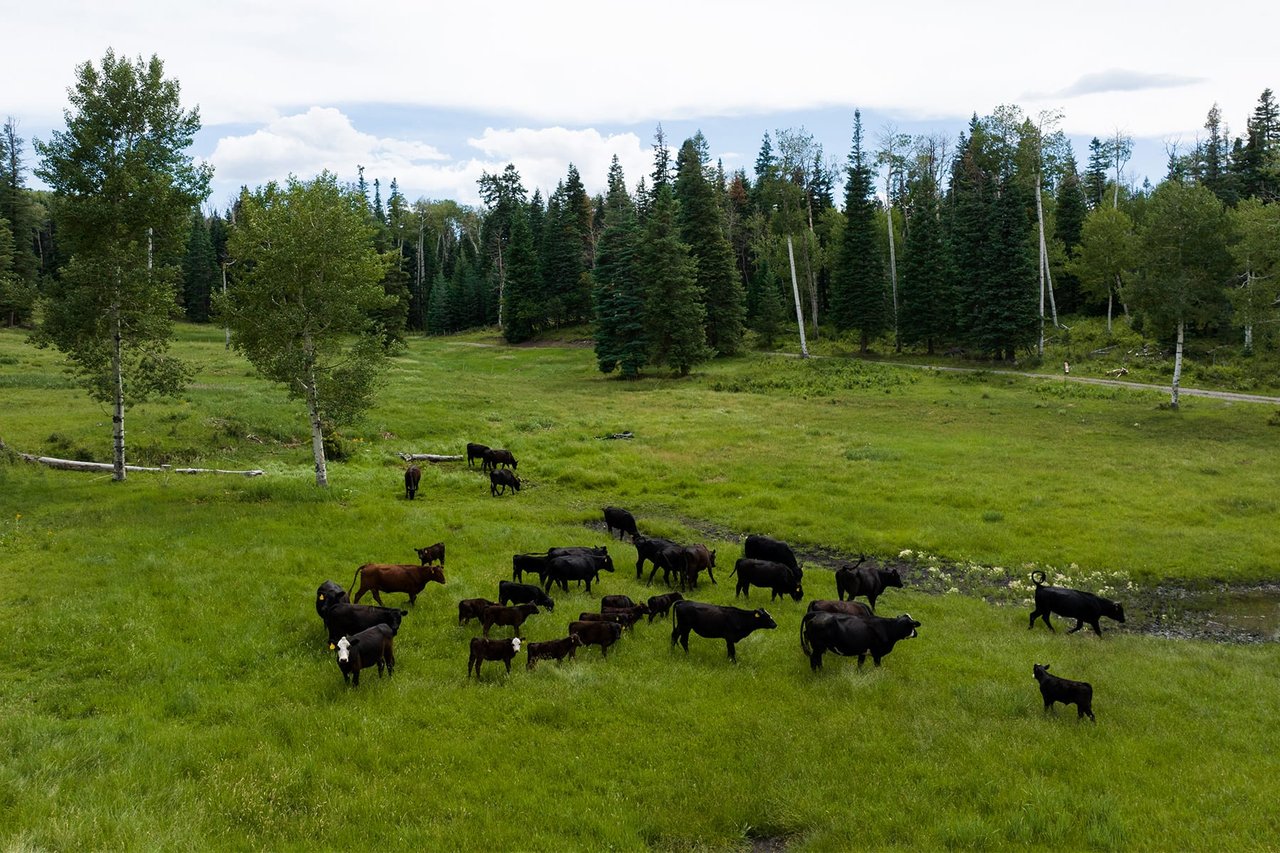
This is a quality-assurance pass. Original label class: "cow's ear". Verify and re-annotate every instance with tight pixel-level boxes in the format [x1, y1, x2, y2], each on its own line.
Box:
[318, 593, 325, 601]
[328, 643, 336, 650]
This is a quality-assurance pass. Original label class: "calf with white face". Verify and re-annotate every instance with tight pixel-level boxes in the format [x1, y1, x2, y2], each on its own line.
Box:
[332, 623, 395, 687]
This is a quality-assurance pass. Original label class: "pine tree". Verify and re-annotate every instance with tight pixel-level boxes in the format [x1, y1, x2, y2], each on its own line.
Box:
[830, 111, 887, 351]
[180, 208, 217, 321]
[640, 184, 707, 374]
[1237, 88, 1280, 201]
[426, 270, 451, 334]
[898, 173, 953, 354]
[0, 118, 40, 318]
[1085, 136, 1109, 209]
[674, 135, 746, 356]
[593, 156, 647, 377]
[1053, 149, 1088, 313]
[501, 204, 540, 343]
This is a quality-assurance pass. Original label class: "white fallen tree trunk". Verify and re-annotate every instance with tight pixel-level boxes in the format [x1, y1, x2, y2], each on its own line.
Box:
[17, 452, 264, 476]
[398, 453, 464, 463]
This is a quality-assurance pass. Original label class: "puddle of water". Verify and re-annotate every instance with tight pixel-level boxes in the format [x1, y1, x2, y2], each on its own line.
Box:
[1167, 588, 1280, 641]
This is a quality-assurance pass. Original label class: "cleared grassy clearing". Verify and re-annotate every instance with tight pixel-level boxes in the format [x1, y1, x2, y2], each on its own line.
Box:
[2, 324, 1279, 849]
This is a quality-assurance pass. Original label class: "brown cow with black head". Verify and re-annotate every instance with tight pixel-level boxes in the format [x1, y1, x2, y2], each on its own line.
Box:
[352, 563, 446, 606]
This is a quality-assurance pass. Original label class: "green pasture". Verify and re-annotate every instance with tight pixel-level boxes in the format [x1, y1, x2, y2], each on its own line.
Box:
[1, 324, 1278, 850]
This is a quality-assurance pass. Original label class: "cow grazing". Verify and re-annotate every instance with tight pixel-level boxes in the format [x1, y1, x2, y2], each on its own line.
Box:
[315, 580, 349, 617]
[490, 469, 521, 496]
[601, 594, 646, 612]
[603, 506, 639, 540]
[466, 442, 490, 468]
[457, 597, 498, 626]
[670, 600, 777, 662]
[646, 592, 684, 623]
[526, 635, 584, 669]
[468, 636, 521, 677]
[481, 602, 540, 637]
[320, 602, 407, 646]
[498, 580, 555, 611]
[835, 558, 903, 611]
[544, 553, 614, 594]
[578, 607, 644, 630]
[333, 623, 395, 687]
[512, 553, 549, 582]
[1033, 663, 1096, 721]
[807, 599, 875, 619]
[1028, 571, 1125, 637]
[681, 545, 717, 588]
[415, 542, 446, 567]
[404, 465, 421, 500]
[731, 558, 803, 602]
[800, 611, 920, 670]
[744, 534, 800, 576]
[634, 536, 680, 582]
[352, 562, 446, 606]
[483, 448, 518, 471]
[568, 619, 624, 657]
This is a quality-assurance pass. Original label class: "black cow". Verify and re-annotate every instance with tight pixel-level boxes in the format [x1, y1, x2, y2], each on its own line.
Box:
[670, 600, 777, 662]
[321, 602, 407, 646]
[315, 580, 349, 617]
[681, 545, 717, 588]
[490, 469, 521, 496]
[334, 623, 395, 687]
[526, 635, 584, 669]
[483, 448, 518, 471]
[404, 465, 421, 500]
[547, 545, 609, 560]
[807, 599, 875, 619]
[466, 442, 490, 468]
[744, 534, 800, 575]
[1028, 571, 1125, 637]
[415, 542, 446, 567]
[512, 553, 549, 582]
[457, 597, 497, 626]
[544, 553, 614, 593]
[568, 619, 623, 656]
[468, 637, 521, 677]
[634, 536, 679, 581]
[498, 580, 555, 611]
[646, 592, 684, 622]
[731, 558, 803, 602]
[601, 594, 646, 612]
[800, 611, 920, 670]
[1033, 663, 1096, 721]
[603, 506, 639, 540]
[481, 603, 540, 637]
[835, 558, 903, 611]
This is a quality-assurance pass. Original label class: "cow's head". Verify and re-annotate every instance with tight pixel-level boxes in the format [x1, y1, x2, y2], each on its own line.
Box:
[754, 609, 778, 630]
[1105, 601, 1126, 623]
[895, 614, 921, 639]
[569, 634, 584, 647]
[886, 569, 905, 588]
[601, 553, 615, 572]
[511, 638, 522, 653]
[789, 584, 804, 602]
[1033, 663, 1050, 681]
[336, 637, 352, 663]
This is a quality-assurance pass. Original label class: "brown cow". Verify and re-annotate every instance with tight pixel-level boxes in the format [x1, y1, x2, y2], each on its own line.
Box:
[352, 563, 446, 606]
[807, 599, 874, 619]
[568, 619, 623, 657]
[415, 542, 446, 566]
[404, 465, 421, 500]
[481, 603, 540, 637]
[457, 597, 497, 625]
[468, 637, 520, 677]
[681, 544, 718, 588]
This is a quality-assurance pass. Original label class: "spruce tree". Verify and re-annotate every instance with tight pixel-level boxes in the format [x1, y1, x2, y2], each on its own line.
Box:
[830, 111, 887, 351]
[674, 135, 746, 356]
[426, 270, 451, 334]
[1, 118, 40, 321]
[1053, 150, 1088, 313]
[593, 156, 647, 377]
[641, 183, 707, 374]
[180, 208, 217, 321]
[501, 205, 540, 343]
[898, 173, 953, 354]
[1085, 136, 1109, 209]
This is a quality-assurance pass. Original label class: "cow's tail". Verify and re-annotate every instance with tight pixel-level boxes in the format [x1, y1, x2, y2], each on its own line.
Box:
[1031, 570, 1047, 587]
[351, 564, 364, 596]
[800, 611, 814, 656]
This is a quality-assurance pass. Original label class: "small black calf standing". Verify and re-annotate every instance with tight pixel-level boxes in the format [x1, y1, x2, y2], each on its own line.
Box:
[1033, 663, 1095, 722]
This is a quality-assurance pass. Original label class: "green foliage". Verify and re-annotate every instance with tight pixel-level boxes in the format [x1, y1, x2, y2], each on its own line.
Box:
[592, 156, 647, 377]
[500, 204, 540, 343]
[898, 173, 954, 353]
[219, 172, 393, 485]
[830, 112, 888, 350]
[640, 184, 708, 375]
[1132, 181, 1231, 333]
[180, 208, 217, 322]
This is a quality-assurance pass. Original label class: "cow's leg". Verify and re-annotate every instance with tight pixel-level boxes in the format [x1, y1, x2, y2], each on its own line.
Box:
[372, 589, 386, 607]
[504, 658, 512, 673]
[725, 640, 737, 662]
[810, 650, 823, 671]
[636, 558, 645, 580]
[857, 655, 867, 669]
[386, 647, 394, 677]
[1068, 619, 1084, 634]
[1090, 620, 1103, 637]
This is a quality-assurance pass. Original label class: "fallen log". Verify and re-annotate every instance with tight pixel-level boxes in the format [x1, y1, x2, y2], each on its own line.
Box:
[17, 452, 264, 477]
[398, 453, 464, 463]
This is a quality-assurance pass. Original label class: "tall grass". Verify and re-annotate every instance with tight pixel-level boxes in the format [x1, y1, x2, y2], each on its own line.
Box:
[2, 324, 1279, 849]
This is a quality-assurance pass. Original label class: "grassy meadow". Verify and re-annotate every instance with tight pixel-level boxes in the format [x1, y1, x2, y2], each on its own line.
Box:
[2, 323, 1279, 850]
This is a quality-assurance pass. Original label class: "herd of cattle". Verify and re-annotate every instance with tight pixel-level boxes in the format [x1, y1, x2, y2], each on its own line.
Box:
[315, 492, 1125, 720]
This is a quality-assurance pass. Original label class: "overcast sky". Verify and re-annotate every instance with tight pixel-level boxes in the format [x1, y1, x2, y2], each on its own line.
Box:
[7, 0, 1277, 209]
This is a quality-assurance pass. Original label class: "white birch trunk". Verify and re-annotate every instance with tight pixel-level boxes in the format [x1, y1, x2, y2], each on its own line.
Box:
[112, 301, 126, 482]
[787, 235, 809, 358]
[1107, 287, 1114, 334]
[1170, 319, 1185, 410]
[885, 192, 899, 351]
[302, 341, 328, 487]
